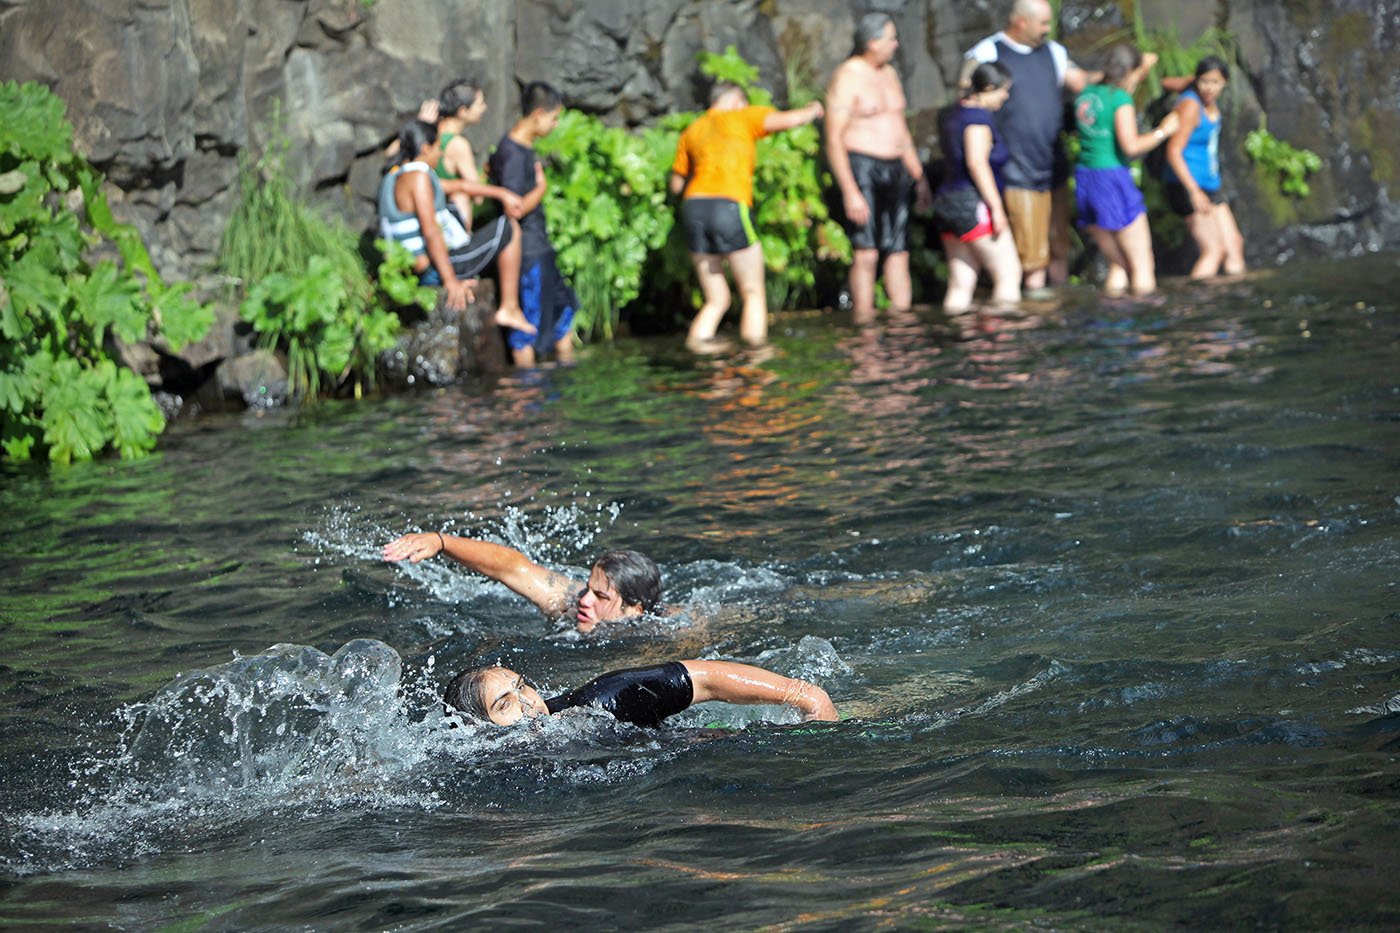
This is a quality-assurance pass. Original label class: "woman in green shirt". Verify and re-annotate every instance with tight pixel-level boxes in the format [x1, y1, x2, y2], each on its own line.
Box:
[1073, 45, 1178, 296]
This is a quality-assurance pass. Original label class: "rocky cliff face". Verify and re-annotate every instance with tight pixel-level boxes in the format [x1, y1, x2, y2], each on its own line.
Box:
[2, 0, 1395, 279]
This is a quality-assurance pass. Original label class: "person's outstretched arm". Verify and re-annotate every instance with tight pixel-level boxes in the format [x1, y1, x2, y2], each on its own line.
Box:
[681, 660, 838, 721]
[762, 100, 824, 133]
[383, 532, 575, 615]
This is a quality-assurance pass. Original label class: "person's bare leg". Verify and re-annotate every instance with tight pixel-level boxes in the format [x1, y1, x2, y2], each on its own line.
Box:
[973, 232, 1022, 307]
[726, 242, 769, 346]
[1118, 214, 1157, 296]
[492, 219, 536, 335]
[1187, 207, 1224, 279]
[1089, 225, 1129, 296]
[553, 335, 575, 364]
[882, 251, 912, 311]
[512, 344, 537, 368]
[1217, 203, 1247, 275]
[686, 253, 733, 349]
[942, 237, 981, 312]
[849, 248, 880, 324]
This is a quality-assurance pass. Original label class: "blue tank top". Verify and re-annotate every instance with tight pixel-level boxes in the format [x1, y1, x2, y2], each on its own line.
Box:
[1165, 89, 1221, 191]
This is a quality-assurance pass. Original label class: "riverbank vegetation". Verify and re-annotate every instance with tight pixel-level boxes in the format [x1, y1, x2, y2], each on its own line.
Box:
[0, 81, 213, 464]
[217, 113, 431, 400]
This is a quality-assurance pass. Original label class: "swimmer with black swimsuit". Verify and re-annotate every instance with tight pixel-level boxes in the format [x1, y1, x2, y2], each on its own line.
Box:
[447, 660, 838, 727]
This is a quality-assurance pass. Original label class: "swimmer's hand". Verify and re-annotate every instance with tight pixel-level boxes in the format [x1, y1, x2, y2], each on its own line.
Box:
[383, 532, 444, 563]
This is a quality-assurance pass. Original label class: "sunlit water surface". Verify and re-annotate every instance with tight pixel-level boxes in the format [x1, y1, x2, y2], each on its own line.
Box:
[2, 256, 1397, 930]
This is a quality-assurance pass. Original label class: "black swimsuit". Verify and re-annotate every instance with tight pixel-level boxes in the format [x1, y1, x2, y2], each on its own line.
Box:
[546, 662, 695, 728]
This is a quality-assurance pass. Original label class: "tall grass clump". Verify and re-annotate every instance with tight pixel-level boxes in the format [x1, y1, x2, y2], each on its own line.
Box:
[217, 109, 423, 400]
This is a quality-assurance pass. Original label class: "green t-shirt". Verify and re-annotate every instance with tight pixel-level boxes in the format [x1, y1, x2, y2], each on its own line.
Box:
[1075, 84, 1133, 169]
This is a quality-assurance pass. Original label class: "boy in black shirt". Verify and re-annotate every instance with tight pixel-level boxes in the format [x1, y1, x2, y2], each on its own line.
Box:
[486, 82, 578, 366]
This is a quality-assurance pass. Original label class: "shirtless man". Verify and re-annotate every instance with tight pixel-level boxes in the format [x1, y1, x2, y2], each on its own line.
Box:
[825, 13, 932, 324]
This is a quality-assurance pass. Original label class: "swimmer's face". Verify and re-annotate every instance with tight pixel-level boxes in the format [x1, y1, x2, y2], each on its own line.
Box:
[477, 666, 547, 726]
[575, 565, 637, 632]
[1195, 70, 1227, 105]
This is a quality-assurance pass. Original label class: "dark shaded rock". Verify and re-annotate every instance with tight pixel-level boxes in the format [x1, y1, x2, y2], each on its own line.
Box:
[206, 349, 289, 409]
[380, 280, 507, 389]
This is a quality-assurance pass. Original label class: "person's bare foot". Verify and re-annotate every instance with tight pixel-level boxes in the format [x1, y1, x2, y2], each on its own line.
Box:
[494, 303, 537, 335]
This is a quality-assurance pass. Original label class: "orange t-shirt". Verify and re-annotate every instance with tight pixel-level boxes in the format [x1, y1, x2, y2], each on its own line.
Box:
[671, 105, 774, 205]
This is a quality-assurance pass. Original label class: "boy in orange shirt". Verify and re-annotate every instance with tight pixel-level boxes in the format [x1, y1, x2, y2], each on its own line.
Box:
[669, 82, 823, 350]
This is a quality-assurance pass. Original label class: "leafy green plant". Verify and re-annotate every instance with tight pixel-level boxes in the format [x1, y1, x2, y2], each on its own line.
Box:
[0, 80, 212, 464]
[217, 112, 403, 398]
[533, 109, 679, 340]
[1244, 119, 1322, 197]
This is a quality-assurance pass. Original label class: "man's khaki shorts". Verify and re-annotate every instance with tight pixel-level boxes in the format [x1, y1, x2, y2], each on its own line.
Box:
[1004, 186, 1069, 272]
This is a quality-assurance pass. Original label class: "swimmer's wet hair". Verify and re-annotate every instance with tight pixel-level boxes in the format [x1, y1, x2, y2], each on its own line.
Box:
[594, 549, 662, 613]
[444, 667, 493, 722]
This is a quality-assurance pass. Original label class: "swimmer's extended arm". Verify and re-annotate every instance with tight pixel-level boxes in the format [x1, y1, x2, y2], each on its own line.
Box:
[382, 532, 575, 615]
[681, 660, 838, 722]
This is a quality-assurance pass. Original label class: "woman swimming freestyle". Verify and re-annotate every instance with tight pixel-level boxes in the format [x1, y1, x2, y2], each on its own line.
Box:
[448, 660, 838, 727]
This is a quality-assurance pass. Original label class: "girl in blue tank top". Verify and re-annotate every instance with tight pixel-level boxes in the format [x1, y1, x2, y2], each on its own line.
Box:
[1163, 56, 1246, 279]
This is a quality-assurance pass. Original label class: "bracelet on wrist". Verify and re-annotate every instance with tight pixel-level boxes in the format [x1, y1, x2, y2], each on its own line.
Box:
[435, 531, 445, 553]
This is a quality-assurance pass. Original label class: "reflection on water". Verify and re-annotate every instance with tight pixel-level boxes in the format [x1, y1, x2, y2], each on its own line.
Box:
[0, 255, 1397, 928]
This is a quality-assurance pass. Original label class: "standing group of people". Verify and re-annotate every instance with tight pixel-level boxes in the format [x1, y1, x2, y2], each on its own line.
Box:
[379, 78, 577, 367]
[379, 0, 1247, 360]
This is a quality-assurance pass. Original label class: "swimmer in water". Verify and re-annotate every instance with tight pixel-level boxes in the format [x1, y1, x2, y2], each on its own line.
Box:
[382, 532, 660, 633]
[447, 660, 838, 727]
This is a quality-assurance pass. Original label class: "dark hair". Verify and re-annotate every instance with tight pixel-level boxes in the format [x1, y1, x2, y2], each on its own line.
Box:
[593, 549, 662, 613]
[392, 120, 438, 166]
[709, 80, 745, 106]
[440, 77, 484, 116]
[1101, 44, 1143, 86]
[963, 61, 1013, 98]
[1194, 55, 1230, 82]
[521, 80, 563, 116]
[444, 667, 495, 721]
[853, 12, 893, 55]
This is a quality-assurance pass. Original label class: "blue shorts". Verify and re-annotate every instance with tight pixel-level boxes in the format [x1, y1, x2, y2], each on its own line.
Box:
[508, 253, 577, 352]
[681, 197, 755, 254]
[1074, 166, 1145, 232]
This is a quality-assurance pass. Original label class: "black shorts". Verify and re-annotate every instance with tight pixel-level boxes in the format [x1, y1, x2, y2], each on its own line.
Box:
[681, 197, 756, 254]
[418, 215, 514, 286]
[843, 152, 912, 254]
[933, 186, 993, 242]
[1164, 183, 1227, 217]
